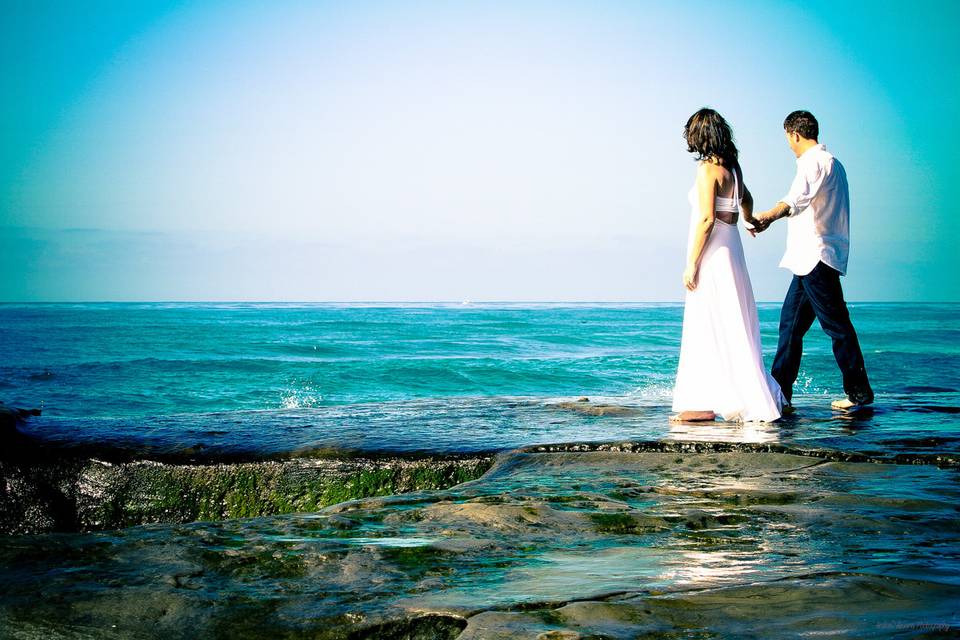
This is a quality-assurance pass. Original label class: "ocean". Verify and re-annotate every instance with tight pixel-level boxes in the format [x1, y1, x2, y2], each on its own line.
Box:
[1, 302, 958, 638]
[1, 302, 958, 458]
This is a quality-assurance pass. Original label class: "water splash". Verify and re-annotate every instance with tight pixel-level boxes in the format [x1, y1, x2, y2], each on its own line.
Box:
[279, 381, 324, 409]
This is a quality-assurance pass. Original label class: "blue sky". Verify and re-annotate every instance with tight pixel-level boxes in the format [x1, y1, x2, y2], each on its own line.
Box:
[2, 0, 958, 301]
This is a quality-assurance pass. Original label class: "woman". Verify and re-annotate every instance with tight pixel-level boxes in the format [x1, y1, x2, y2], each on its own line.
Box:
[670, 108, 785, 423]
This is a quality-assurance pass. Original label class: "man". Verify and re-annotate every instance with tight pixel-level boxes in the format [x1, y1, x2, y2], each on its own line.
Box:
[748, 110, 873, 412]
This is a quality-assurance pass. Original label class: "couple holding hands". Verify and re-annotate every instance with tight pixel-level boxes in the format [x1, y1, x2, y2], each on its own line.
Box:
[671, 109, 874, 424]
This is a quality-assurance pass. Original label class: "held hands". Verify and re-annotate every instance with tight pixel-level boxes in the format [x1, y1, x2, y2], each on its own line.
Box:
[745, 203, 790, 236]
[743, 213, 771, 237]
[682, 263, 699, 291]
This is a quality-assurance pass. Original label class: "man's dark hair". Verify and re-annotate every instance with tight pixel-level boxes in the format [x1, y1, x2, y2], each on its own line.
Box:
[783, 110, 819, 141]
[683, 108, 738, 165]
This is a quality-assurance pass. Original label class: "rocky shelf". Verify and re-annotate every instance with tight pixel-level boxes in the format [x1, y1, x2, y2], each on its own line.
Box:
[1, 405, 495, 535]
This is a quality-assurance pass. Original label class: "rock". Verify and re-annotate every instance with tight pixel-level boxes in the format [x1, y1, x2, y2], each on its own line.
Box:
[0, 451, 495, 534]
[0, 406, 15, 433]
[548, 401, 645, 417]
[0, 404, 41, 435]
[0, 449, 957, 637]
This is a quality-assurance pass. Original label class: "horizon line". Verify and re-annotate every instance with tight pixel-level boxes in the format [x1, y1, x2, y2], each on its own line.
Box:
[1, 300, 956, 305]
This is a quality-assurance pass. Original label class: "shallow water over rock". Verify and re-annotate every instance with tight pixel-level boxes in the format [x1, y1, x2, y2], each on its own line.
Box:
[14, 391, 960, 466]
[2, 448, 958, 638]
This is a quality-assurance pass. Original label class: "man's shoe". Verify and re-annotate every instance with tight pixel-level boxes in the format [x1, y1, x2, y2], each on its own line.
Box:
[781, 403, 796, 416]
[831, 397, 873, 412]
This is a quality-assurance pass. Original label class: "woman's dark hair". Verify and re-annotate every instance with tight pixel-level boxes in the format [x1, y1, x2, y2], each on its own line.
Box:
[683, 108, 738, 165]
[783, 110, 819, 140]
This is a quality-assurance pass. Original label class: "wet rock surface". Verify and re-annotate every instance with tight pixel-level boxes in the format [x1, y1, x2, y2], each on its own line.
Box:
[0, 453, 495, 535]
[1, 448, 958, 638]
[1, 410, 495, 534]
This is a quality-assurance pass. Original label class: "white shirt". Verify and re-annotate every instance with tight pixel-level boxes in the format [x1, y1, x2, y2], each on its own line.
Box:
[778, 143, 850, 276]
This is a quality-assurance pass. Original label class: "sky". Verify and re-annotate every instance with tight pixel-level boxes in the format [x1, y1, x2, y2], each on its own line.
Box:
[1, 0, 958, 301]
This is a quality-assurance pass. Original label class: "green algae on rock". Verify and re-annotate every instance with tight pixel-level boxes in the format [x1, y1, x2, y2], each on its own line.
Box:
[0, 453, 495, 534]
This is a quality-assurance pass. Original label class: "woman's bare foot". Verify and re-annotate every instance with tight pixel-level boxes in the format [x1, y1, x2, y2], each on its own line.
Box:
[669, 411, 716, 422]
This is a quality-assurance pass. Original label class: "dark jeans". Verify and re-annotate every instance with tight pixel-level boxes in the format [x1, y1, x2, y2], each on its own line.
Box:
[771, 261, 873, 404]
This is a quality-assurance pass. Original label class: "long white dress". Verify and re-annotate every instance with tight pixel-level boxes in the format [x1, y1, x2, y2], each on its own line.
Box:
[672, 165, 785, 422]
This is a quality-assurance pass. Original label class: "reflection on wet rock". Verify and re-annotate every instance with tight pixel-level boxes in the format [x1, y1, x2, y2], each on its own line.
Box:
[1, 448, 958, 638]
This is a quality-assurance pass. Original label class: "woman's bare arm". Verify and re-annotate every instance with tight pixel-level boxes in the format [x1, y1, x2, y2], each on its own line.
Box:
[683, 162, 717, 291]
[741, 183, 754, 219]
[741, 183, 760, 235]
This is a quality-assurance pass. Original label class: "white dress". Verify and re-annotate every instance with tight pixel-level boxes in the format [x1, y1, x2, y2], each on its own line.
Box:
[672, 165, 785, 422]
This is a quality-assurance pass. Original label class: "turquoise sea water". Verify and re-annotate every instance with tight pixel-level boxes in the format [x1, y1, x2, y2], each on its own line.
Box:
[1, 302, 958, 459]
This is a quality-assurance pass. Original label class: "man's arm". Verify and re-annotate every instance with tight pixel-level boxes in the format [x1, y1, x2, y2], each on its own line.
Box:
[753, 201, 791, 229]
[751, 159, 821, 233]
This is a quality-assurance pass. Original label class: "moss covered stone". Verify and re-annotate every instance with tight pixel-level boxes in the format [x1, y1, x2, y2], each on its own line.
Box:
[588, 511, 647, 534]
[1, 454, 496, 534]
